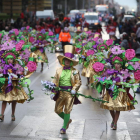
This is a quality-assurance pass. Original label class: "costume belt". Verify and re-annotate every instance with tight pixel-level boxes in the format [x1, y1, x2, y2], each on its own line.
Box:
[59, 86, 72, 90]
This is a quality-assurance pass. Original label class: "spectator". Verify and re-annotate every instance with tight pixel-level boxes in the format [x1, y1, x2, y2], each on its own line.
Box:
[54, 23, 61, 40]
[59, 27, 71, 53]
[111, 35, 120, 45]
[136, 25, 140, 42]
[120, 34, 130, 50]
[20, 12, 24, 19]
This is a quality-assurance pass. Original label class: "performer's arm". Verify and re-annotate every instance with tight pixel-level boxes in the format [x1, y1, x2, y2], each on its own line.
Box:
[52, 69, 59, 94]
[72, 71, 82, 92]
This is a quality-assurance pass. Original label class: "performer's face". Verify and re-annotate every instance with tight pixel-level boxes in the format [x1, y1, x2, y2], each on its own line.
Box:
[11, 37, 15, 40]
[7, 58, 13, 64]
[115, 63, 121, 70]
[64, 59, 71, 67]
[100, 48, 104, 52]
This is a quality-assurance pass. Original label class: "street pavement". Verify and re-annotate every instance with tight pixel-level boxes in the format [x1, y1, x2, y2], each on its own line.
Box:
[0, 28, 140, 140]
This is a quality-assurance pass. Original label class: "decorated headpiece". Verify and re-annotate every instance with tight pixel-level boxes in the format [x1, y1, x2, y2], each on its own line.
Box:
[37, 33, 44, 39]
[8, 30, 16, 39]
[112, 56, 123, 65]
[57, 45, 78, 66]
[2, 49, 19, 64]
[97, 44, 108, 51]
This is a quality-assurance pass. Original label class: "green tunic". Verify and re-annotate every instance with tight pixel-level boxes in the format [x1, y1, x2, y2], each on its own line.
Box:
[59, 69, 72, 86]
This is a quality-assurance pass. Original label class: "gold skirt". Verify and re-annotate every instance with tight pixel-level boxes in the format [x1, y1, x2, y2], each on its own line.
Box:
[0, 81, 28, 103]
[100, 90, 135, 111]
[81, 61, 94, 78]
[34, 49, 48, 63]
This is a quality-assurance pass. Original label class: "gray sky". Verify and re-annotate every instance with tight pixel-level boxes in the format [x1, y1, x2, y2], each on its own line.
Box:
[114, 0, 137, 10]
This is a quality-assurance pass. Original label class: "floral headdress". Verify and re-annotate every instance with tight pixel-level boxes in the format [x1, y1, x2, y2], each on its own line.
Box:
[8, 30, 16, 39]
[112, 56, 123, 65]
[97, 44, 108, 52]
[2, 50, 19, 64]
[37, 33, 44, 40]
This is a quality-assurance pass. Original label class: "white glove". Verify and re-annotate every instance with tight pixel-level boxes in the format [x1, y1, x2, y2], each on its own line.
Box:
[117, 74, 123, 82]
[113, 81, 116, 84]
[71, 90, 76, 95]
[103, 50, 108, 58]
[107, 75, 112, 80]
[50, 94, 55, 100]
[105, 63, 112, 69]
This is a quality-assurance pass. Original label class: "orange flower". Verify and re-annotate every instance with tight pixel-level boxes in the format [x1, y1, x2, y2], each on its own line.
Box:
[8, 69, 12, 73]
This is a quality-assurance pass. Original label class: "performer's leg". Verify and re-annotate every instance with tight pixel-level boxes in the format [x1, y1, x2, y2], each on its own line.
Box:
[110, 110, 115, 120]
[110, 110, 115, 128]
[1, 101, 7, 115]
[58, 112, 64, 119]
[11, 101, 17, 121]
[114, 111, 120, 124]
[12, 101, 17, 116]
[41, 62, 44, 72]
[55, 92, 65, 118]
[0, 101, 7, 121]
[62, 114, 70, 129]
[62, 93, 74, 130]
[113, 111, 120, 130]
[86, 78, 90, 86]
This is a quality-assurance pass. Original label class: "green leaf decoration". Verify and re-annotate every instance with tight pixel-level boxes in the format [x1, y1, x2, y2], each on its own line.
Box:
[0, 78, 6, 93]
[51, 77, 56, 79]
[76, 45, 82, 48]
[79, 58, 83, 64]
[100, 59, 106, 64]
[118, 88, 126, 92]
[127, 64, 135, 71]
[22, 45, 31, 50]
[21, 79, 31, 87]
[96, 82, 103, 93]
[31, 47, 37, 52]
[15, 86, 21, 90]
[84, 61, 90, 68]
[130, 57, 140, 62]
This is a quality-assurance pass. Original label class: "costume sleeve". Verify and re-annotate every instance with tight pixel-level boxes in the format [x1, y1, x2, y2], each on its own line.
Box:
[72, 71, 82, 92]
[52, 69, 59, 94]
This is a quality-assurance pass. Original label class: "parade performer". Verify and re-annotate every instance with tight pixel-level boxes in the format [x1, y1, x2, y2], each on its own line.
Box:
[59, 27, 71, 54]
[50, 45, 81, 134]
[94, 47, 139, 130]
[81, 48, 95, 86]
[31, 32, 48, 72]
[0, 39, 37, 122]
